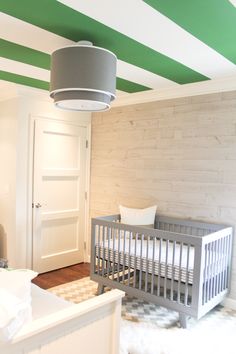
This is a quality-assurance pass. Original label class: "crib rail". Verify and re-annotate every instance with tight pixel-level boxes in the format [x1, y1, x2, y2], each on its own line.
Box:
[195, 227, 233, 318]
[91, 215, 233, 319]
[156, 215, 224, 236]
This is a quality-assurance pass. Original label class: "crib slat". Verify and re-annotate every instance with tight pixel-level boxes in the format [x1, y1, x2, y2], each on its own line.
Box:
[117, 229, 121, 283]
[205, 243, 209, 302]
[216, 238, 220, 295]
[98, 225, 101, 276]
[170, 241, 176, 301]
[221, 237, 226, 291]
[223, 236, 229, 290]
[151, 237, 156, 295]
[91, 223, 96, 274]
[211, 241, 215, 298]
[222, 236, 226, 291]
[164, 240, 169, 299]
[139, 234, 144, 290]
[102, 226, 105, 277]
[218, 238, 223, 293]
[133, 233, 138, 288]
[227, 234, 233, 290]
[212, 241, 216, 298]
[145, 236, 149, 293]
[202, 244, 206, 305]
[212, 240, 217, 298]
[228, 234, 232, 287]
[107, 227, 111, 278]
[128, 231, 132, 286]
[157, 238, 162, 297]
[184, 244, 190, 306]
[226, 235, 230, 289]
[112, 227, 115, 281]
[177, 242, 183, 303]
[209, 242, 213, 300]
[216, 239, 220, 295]
[207, 243, 211, 302]
[122, 231, 126, 284]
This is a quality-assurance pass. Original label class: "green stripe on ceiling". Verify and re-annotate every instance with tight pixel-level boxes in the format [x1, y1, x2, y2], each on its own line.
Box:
[0, 70, 49, 90]
[0, 70, 148, 95]
[116, 78, 150, 93]
[0, 0, 208, 84]
[0, 39, 150, 93]
[144, 0, 236, 64]
[0, 39, 50, 69]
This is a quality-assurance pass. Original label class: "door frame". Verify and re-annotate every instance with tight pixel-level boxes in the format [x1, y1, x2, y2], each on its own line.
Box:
[26, 115, 91, 269]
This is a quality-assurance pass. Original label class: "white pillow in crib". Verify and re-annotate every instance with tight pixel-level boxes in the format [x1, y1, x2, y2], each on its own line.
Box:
[0, 269, 38, 341]
[119, 205, 157, 227]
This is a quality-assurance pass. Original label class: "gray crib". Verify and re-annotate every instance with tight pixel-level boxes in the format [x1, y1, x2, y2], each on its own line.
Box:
[90, 214, 233, 328]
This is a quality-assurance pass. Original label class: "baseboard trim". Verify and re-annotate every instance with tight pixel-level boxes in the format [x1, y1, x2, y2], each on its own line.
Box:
[222, 297, 236, 310]
[84, 254, 91, 263]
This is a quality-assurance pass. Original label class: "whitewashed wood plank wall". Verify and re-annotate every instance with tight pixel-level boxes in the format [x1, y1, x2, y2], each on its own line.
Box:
[90, 90, 236, 301]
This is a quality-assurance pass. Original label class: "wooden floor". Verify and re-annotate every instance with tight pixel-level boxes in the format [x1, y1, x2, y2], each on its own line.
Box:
[32, 263, 90, 289]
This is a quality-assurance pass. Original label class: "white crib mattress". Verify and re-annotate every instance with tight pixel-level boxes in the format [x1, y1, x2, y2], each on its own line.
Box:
[96, 239, 195, 284]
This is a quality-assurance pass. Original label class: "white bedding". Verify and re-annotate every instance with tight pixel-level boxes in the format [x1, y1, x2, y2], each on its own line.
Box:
[0, 281, 72, 342]
[31, 284, 72, 320]
[0, 269, 38, 341]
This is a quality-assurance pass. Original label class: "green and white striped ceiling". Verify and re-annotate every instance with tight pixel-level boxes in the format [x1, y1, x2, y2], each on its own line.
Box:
[1, 0, 236, 96]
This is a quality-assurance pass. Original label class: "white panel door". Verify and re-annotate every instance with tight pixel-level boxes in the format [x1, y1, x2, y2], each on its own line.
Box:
[32, 119, 87, 273]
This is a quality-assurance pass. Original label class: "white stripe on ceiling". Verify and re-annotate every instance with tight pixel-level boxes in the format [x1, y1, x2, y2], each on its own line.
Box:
[59, 0, 236, 78]
[0, 13, 178, 90]
[117, 61, 179, 89]
[0, 57, 49, 81]
[0, 13, 73, 53]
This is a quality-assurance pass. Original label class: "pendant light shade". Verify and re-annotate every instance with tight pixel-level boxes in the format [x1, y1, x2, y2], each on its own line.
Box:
[50, 42, 117, 112]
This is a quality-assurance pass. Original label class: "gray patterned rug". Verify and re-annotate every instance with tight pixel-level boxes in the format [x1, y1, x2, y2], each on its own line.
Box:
[49, 277, 236, 354]
[49, 277, 236, 328]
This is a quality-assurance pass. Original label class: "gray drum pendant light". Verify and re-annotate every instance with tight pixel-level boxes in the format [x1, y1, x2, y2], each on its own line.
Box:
[49, 41, 117, 112]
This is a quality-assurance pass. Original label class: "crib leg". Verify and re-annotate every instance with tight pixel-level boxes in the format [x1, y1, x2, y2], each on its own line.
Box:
[179, 313, 188, 328]
[97, 283, 105, 295]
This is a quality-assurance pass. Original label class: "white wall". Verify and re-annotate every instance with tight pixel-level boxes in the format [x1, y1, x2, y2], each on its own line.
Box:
[90, 90, 236, 302]
[0, 98, 18, 262]
[0, 88, 91, 268]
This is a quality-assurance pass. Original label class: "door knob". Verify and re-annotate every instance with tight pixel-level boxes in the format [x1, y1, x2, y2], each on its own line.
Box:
[35, 203, 42, 208]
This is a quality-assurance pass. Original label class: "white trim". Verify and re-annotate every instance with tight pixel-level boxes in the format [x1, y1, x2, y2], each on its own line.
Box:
[222, 297, 236, 310]
[113, 75, 236, 108]
[50, 87, 116, 100]
[84, 122, 91, 262]
[26, 115, 35, 268]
